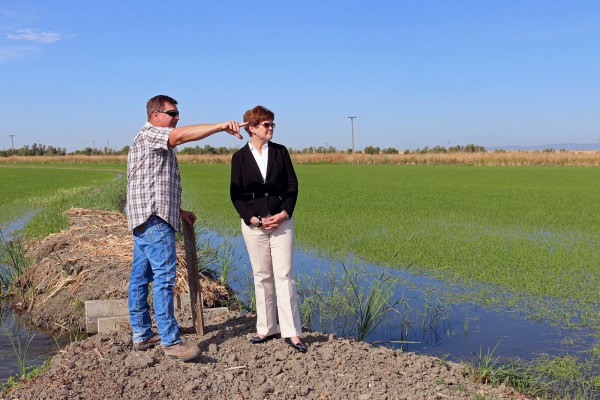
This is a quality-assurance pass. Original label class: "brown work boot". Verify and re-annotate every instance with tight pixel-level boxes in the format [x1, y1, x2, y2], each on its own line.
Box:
[163, 342, 201, 361]
[133, 333, 161, 351]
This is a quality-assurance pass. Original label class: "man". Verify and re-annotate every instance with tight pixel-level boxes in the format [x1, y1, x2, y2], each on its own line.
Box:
[126, 95, 243, 361]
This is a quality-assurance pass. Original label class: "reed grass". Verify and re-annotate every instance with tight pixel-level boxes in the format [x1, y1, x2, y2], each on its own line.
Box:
[0, 234, 29, 294]
[2, 326, 35, 379]
[1, 311, 39, 389]
[3, 150, 600, 167]
[290, 151, 600, 166]
[193, 225, 242, 287]
[296, 264, 405, 342]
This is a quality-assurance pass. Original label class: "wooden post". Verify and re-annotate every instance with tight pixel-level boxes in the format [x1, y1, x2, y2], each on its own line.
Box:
[181, 218, 205, 335]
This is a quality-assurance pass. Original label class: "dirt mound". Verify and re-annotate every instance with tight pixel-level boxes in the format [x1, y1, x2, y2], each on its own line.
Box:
[5, 310, 523, 400]
[13, 208, 232, 332]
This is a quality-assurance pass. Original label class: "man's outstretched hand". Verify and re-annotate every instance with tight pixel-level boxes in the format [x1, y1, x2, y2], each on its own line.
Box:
[221, 121, 247, 140]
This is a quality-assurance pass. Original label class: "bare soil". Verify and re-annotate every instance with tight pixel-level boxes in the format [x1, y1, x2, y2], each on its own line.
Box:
[4, 209, 526, 399]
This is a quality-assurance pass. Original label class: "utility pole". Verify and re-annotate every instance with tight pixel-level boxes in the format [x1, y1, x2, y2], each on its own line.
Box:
[348, 116, 356, 153]
[9, 134, 15, 156]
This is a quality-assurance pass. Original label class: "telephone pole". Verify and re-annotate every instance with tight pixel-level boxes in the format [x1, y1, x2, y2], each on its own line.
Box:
[348, 116, 356, 153]
[9, 134, 15, 156]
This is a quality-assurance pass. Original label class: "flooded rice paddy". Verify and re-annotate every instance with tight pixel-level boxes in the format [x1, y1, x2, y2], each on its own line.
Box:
[1, 216, 597, 386]
[199, 229, 597, 363]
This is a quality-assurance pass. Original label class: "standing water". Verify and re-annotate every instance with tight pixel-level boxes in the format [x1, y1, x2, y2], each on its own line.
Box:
[0, 304, 70, 385]
[198, 228, 597, 363]
[1, 212, 70, 386]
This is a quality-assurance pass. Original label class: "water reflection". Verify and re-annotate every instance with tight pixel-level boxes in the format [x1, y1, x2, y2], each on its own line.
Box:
[198, 228, 596, 363]
[0, 301, 70, 384]
[1, 211, 69, 385]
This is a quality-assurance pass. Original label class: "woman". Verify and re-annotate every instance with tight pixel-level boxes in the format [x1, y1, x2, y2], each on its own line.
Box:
[230, 105, 307, 353]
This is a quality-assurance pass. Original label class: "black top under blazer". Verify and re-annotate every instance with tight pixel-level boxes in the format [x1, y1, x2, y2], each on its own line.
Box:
[230, 142, 298, 226]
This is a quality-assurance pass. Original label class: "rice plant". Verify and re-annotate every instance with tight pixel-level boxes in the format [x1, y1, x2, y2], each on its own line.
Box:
[296, 263, 405, 342]
[535, 355, 600, 399]
[194, 227, 242, 287]
[0, 232, 29, 294]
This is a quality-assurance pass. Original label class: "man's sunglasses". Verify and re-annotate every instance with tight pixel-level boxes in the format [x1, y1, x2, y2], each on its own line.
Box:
[157, 110, 179, 117]
[258, 122, 276, 129]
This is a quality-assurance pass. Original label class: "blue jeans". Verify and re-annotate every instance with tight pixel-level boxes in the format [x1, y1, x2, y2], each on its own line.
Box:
[129, 215, 180, 346]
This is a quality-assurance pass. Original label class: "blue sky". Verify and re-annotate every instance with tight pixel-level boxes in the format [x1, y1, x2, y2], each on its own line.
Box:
[1, 1, 599, 152]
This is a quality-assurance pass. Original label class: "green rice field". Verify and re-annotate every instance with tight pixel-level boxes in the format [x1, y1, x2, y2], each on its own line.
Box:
[0, 165, 124, 238]
[2, 163, 600, 328]
[181, 164, 600, 327]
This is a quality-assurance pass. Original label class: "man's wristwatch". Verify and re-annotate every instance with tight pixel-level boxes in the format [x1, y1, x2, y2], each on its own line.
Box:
[257, 216, 263, 227]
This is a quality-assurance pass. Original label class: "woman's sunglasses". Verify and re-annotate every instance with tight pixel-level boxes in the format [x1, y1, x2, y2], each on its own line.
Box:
[258, 122, 276, 129]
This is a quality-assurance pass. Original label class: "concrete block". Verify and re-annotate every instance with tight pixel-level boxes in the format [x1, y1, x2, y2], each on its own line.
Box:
[205, 307, 229, 314]
[97, 316, 130, 334]
[85, 299, 128, 333]
[175, 294, 228, 314]
[86, 297, 227, 334]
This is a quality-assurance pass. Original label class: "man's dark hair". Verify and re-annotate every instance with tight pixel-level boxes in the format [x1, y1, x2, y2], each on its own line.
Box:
[146, 95, 178, 119]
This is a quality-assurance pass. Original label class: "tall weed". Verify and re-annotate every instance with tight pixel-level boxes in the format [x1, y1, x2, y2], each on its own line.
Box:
[297, 264, 404, 342]
[0, 233, 29, 294]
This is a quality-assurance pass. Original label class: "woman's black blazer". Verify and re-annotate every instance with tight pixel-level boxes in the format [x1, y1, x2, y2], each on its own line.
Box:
[230, 142, 298, 226]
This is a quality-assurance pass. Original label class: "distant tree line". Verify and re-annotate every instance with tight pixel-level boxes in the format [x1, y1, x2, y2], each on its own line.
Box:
[70, 146, 129, 156]
[0, 143, 67, 157]
[406, 144, 487, 154]
[1, 142, 488, 157]
[0, 143, 130, 157]
[178, 144, 239, 155]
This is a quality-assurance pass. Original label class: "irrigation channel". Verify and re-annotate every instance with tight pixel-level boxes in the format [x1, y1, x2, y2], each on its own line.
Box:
[1, 216, 597, 386]
[0, 213, 71, 386]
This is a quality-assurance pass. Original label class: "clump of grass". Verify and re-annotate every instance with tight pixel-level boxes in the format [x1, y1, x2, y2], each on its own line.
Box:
[0, 233, 30, 294]
[297, 263, 404, 342]
[343, 264, 401, 341]
[194, 226, 242, 287]
[465, 342, 550, 398]
[1, 359, 50, 397]
[73, 299, 85, 312]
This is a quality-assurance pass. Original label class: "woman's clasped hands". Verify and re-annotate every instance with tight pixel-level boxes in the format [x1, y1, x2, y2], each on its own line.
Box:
[253, 211, 288, 230]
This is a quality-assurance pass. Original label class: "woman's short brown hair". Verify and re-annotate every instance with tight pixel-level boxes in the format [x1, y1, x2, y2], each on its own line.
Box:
[243, 105, 275, 136]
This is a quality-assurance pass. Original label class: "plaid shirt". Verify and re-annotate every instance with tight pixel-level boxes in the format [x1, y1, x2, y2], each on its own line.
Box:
[126, 122, 182, 231]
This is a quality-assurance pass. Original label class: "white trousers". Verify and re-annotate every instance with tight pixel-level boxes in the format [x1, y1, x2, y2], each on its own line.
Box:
[241, 217, 302, 338]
